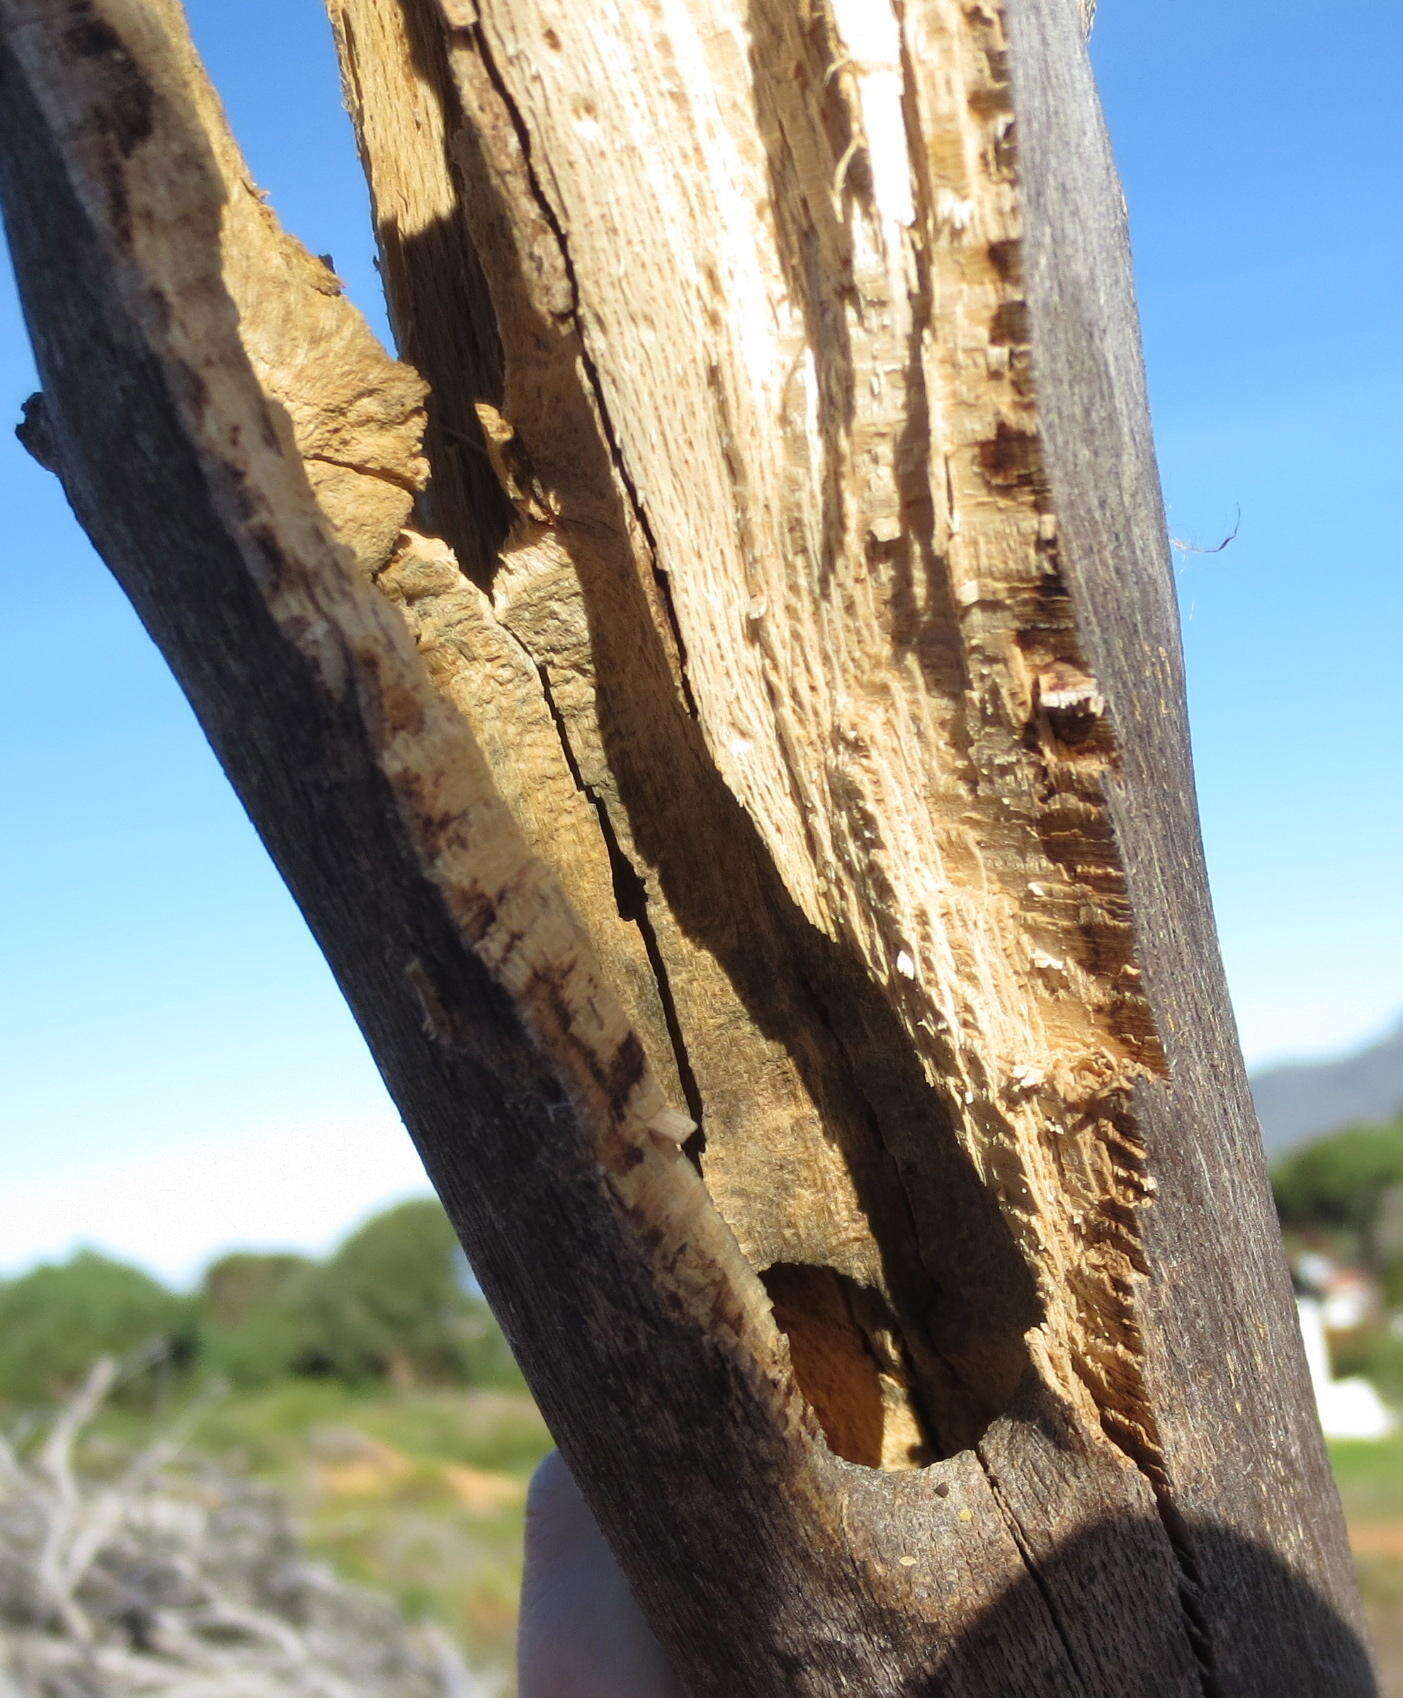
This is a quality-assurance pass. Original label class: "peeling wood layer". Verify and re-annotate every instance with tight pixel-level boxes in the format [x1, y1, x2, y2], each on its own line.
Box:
[328, 0, 1172, 1484]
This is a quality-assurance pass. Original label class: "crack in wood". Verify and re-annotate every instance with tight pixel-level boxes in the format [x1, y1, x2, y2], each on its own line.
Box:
[975, 1444, 1097, 1695]
[522, 643, 710, 1152]
[464, 0, 699, 717]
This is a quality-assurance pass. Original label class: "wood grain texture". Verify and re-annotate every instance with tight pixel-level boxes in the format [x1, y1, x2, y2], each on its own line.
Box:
[0, 0, 1374, 1692]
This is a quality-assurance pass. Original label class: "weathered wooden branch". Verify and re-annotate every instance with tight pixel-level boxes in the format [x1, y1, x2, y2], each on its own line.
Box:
[0, 0, 1375, 1692]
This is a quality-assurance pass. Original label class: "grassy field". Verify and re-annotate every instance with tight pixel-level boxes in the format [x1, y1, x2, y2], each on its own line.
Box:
[1330, 1436, 1403, 1692]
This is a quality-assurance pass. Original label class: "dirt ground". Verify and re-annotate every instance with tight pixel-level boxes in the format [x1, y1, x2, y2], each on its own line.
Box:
[1354, 1531, 1403, 1695]
[1364, 1601, 1403, 1695]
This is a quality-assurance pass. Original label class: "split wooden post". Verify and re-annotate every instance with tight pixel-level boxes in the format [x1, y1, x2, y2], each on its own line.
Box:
[0, 0, 1375, 1692]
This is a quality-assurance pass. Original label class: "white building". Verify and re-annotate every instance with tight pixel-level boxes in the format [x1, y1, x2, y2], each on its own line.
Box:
[1296, 1293, 1394, 1442]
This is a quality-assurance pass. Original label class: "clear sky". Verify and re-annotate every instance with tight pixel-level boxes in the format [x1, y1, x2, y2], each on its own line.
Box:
[1, 0, 1398, 1285]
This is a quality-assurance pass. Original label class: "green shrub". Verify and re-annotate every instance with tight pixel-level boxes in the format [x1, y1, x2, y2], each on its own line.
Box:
[197, 1252, 318, 1387]
[201, 1252, 312, 1328]
[1380, 1256, 1403, 1312]
[0, 1250, 192, 1404]
[1339, 1330, 1403, 1407]
[194, 1199, 524, 1391]
[296, 1198, 519, 1387]
[0, 1204, 524, 1402]
[1273, 1116, 1403, 1271]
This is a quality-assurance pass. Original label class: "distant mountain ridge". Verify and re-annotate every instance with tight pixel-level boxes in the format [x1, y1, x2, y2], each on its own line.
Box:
[1250, 1019, 1403, 1156]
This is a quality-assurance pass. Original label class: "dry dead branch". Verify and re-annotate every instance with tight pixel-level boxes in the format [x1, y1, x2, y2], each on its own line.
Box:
[0, 1365, 488, 1698]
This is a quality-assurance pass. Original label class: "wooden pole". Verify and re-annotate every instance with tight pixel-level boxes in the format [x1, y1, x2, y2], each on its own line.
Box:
[0, 0, 1375, 1691]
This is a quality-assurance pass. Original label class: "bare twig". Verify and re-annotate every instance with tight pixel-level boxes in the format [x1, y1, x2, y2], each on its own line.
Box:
[0, 1368, 491, 1698]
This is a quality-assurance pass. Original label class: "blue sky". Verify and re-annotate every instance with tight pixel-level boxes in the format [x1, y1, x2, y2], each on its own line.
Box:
[1, 0, 1398, 1284]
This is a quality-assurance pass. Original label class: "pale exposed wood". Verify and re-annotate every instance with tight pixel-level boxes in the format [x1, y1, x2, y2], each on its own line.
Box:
[0, 0, 1374, 1693]
[329, 0, 1166, 1481]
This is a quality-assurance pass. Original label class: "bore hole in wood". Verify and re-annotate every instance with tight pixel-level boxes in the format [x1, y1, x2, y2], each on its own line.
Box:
[761, 1262, 934, 1471]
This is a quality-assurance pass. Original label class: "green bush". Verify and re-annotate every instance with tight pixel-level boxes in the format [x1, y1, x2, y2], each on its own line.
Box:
[194, 1200, 523, 1391]
[1335, 1330, 1403, 1406]
[1272, 1116, 1403, 1271]
[198, 1253, 320, 1388]
[0, 1250, 192, 1404]
[294, 1198, 519, 1388]
[201, 1252, 312, 1328]
[0, 1203, 524, 1403]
